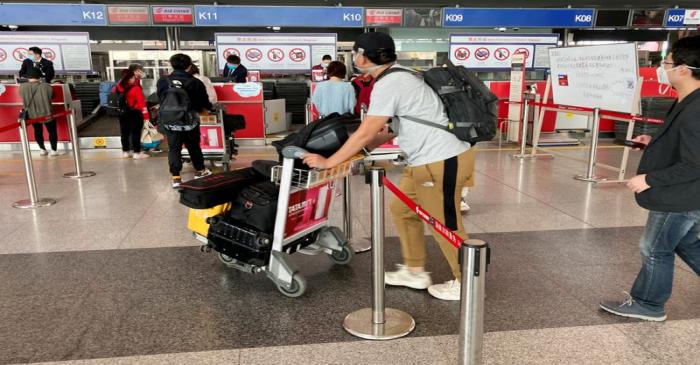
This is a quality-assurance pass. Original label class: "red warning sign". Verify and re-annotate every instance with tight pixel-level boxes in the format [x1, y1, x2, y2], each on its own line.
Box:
[454, 47, 470, 61]
[245, 48, 263, 62]
[41, 48, 57, 61]
[494, 48, 510, 61]
[474, 48, 490, 61]
[514, 48, 530, 59]
[0, 48, 7, 63]
[13, 48, 29, 62]
[223, 48, 240, 58]
[289, 48, 306, 63]
[267, 48, 284, 62]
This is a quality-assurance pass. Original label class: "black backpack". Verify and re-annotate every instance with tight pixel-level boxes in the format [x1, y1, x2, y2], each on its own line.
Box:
[158, 78, 196, 132]
[376, 61, 498, 145]
[105, 88, 128, 117]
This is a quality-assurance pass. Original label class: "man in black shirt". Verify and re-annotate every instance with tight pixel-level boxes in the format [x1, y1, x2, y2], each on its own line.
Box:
[156, 53, 213, 188]
[600, 36, 700, 321]
[222, 54, 248, 83]
[19, 47, 55, 83]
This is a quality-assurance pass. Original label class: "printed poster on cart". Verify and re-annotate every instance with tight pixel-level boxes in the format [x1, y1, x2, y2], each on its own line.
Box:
[0, 32, 92, 75]
[449, 33, 559, 70]
[215, 33, 337, 73]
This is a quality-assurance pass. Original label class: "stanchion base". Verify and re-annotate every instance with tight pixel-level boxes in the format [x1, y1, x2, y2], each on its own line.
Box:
[350, 237, 372, 253]
[63, 171, 96, 179]
[574, 174, 608, 183]
[343, 308, 415, 340]
[511, 154, 537, 159]
[12, 198, 57, 209]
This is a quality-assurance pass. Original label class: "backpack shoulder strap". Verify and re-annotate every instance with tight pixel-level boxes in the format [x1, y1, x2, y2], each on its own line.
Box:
[400, 115, 450, 131]
[375, 66, 422, 82]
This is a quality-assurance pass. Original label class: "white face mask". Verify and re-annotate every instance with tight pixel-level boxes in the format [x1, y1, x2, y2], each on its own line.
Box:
[321, 62, 330, 68]
[656, 65, 677, 85]
[353, 52, 382, 75]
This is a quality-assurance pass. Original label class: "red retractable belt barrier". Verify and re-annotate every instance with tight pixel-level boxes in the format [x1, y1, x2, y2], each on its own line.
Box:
[505, 100, 665, 125]
[0, 110, 74, 134]
[381, 176, 464, 249]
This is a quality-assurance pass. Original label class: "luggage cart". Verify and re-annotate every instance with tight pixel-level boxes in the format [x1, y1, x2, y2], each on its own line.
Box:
[196, 146, 361, 297]
[182, 110, 235, 171]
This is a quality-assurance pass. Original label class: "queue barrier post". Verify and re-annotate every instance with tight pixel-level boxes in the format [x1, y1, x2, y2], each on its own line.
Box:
[343, 175, 372, 253]
[512, 97, 536, 160]
[12, 117, 57, 209]
[458, 239, 490, 365]
[575, 107, 607, 183]
[63, 109, 96, 179]
[343, 167, 415, 340]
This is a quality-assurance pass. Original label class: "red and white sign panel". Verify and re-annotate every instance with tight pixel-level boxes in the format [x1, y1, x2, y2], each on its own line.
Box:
[152, 6, 193, 25]
[685, 9, 700, 25]
[366, 8, 403, 26]
[449, 34, 558, 70]
[285, 183, 334, 237]
[0, 32, 92, 74]
[108, 6, 150, 25]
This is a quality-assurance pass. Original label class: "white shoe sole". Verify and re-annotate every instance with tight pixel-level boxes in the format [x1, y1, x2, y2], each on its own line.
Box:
[427, 287, 461, 301]
[599, 304, 667, 322]
[385, 276, 431, 290]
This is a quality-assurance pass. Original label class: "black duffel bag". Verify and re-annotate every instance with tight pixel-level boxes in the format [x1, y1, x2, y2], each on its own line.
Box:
[179, 168, 265, 209]
[230, 181, 280, 233]
[271, 113, 360, 162]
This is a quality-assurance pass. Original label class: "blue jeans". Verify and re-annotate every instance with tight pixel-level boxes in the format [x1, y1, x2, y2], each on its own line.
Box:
[631, 210, 700, 311]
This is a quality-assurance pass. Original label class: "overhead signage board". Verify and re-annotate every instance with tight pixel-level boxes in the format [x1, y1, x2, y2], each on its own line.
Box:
[366, 9, 403, 27]
[443, 8, 595, 28]
[0, 32, 92, 74]
[215, 33, 337, 73]
[630, 9, 665, 27]
[449, 34, 559, 70]
[594, 10, 631, 28]
[151, 6, 194, 25]
[196, 6, 364, 27]
[107, 5, 151, 26]
[666, 9, 686, 27]
[0, 4, 107, 26]
[403, 8, 443, 27]
[686, 9, 700, 25]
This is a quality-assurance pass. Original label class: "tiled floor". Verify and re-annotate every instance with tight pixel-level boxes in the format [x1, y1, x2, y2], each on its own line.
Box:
[0, 143, 698, 365]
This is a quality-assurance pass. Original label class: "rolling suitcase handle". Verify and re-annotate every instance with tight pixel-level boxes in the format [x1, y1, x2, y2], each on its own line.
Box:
[282, 146, 309, 160]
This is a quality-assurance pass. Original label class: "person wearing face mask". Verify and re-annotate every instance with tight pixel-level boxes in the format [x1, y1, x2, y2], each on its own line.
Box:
[600, 35, 700, 322]
[115, 67, 151, 159]
[303, 32, 476, 301]
[222, 54, 248, 83]
[19, 47, 55, 83]
[312, 55, 333, 81]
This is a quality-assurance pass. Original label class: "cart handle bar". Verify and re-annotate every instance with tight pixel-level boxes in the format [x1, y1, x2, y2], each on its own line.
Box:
[282, 146, 309, 159]
[381, 175, 464, 249]
[0, 109, 74, 135]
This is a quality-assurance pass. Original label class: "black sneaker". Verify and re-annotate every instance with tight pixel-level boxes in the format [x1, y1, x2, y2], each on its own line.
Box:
[194, 168, 212, 179]
[599, 292, 667, 322]
[171, 176, 182, 189]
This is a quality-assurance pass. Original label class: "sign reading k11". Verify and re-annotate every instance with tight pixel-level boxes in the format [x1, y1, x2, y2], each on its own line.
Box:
[195, 6, 363, 27]
[443, 8, 594, 28]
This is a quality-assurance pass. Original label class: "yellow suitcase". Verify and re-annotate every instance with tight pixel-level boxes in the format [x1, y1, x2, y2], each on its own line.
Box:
[188, 203, 231, 237]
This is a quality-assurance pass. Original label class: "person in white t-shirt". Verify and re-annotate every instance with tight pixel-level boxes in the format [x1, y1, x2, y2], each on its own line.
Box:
[188, 64, 218, 105]
[303, 32, 476, 301]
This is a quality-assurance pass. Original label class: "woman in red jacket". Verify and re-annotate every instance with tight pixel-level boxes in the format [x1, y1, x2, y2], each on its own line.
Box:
[115, 68, 150, 159]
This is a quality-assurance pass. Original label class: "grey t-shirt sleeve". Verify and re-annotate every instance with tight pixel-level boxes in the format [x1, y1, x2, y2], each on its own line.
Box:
[366, 79, 400, 117]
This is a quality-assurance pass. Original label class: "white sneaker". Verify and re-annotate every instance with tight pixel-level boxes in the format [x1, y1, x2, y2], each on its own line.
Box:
[194, 168, 212, 179]
[49, 150, 63, 157]
[39, 149, 49, 156]
[132, 152, 150, 160]
[428, 280, 461, 301]
[385, 264, 432, 290]
[460, 199, 471, 213]
[122, 152, 131, 159]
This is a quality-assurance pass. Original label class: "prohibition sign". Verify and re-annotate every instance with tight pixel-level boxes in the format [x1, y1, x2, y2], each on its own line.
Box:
[42, 48, 56, 61]
[267, 48, 284, 62]
[222, 48, 240, 58]
[474, 47, 490, 61]
[245, 48, 263, 62]
[12, 48, 28, 62]
[289, 48, 306, 62]
[494, 48, 510, 61]
[514, 48, 530, 59]
[454, 47, 470, 61]
[0, 48, 7, 63]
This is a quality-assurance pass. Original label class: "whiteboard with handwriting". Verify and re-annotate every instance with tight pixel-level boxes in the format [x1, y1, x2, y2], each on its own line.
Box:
[548, 43, 639, 114]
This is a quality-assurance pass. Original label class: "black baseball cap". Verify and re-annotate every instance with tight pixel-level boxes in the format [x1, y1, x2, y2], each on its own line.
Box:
[353, 32, 395, 55]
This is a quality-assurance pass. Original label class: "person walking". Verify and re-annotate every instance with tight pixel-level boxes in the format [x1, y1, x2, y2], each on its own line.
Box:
[157, 54, 212, 188]
[115, 68, 150, 159]
[222, 54, 248, 83]
[19, 47, 55, 83]
[600, 35, 700, 321]
[311, 61, 356, 117]
[303, 32, 476, 301]
[20, 68, 60, 156]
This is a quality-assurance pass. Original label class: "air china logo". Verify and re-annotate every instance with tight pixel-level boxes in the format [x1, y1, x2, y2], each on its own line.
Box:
[288, 200, 310, 214]
[154, 7, 190, 15]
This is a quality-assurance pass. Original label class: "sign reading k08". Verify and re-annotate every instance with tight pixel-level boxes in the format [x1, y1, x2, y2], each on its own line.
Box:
[195, 6, 364, 27]
[443, 8, 594, 28]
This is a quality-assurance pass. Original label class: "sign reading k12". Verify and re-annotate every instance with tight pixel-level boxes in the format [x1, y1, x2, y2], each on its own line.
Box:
[195, 6, 364, 27]
[443, 8, 595, 28]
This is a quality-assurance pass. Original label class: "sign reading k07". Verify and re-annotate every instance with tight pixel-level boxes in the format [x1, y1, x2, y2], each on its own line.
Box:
[195, 6, 363, 27]
[443, 8, 594, 28]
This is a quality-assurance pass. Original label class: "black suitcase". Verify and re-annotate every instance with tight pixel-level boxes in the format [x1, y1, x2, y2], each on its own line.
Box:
[179, 168, 265, 209]
[207, 215, 272, 266]
[230, 181, 279, 233]
[272, 113, 360, 160]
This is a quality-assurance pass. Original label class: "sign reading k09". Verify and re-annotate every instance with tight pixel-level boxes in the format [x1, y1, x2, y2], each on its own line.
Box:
[195, 6, 363, 27]
[443, 8, 594, 28]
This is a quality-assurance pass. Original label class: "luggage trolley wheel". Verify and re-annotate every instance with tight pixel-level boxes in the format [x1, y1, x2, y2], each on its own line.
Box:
[276, 274, 307, 298]
[218, 253, 238, 267]
[330, 245, 354, 265]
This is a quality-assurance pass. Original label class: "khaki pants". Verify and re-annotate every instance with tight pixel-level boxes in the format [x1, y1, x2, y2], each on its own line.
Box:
[389, 149, 476, 280]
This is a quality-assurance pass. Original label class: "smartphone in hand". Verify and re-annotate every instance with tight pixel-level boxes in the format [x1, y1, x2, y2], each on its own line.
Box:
[614, 139, 646, 150]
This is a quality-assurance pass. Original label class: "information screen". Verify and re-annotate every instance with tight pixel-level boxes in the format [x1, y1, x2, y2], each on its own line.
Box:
[631, 10, 665, 27]
[595, 10, 631, 27]
[108, 6, 150, 26]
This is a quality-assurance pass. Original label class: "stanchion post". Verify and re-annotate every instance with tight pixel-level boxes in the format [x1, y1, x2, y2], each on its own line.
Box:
[63, 109, 96, 179]
[458, 239, 489, 365]
[12, 118, 56, 209]
[512, 96, 535, 160]
[343, 175, 371, 253]
[575, 107, 607, 182]
[343, 167, 415, 340]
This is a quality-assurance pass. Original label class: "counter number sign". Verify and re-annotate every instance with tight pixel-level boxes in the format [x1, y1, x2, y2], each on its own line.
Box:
[454, 47, 470, 60]
[246, 48, 263, 62]
[289, 48, 306, 62]
[267, 48, 284, 62]
[475, 48, 490, 61]
[494, 48, 510, 61]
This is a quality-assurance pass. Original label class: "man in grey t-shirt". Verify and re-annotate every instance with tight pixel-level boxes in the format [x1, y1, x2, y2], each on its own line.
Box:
[304, 32, 476, 301]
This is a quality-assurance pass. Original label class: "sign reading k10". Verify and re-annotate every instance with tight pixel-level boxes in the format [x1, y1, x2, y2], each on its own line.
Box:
[443, 8, 594, 28]
[195, 6, 364, 27]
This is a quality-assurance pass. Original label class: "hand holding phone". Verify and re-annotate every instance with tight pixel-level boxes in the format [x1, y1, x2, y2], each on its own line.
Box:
[614, 139, 647, 150]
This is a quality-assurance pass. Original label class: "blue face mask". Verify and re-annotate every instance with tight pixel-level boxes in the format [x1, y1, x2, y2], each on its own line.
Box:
[227, 63, 238, 70]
